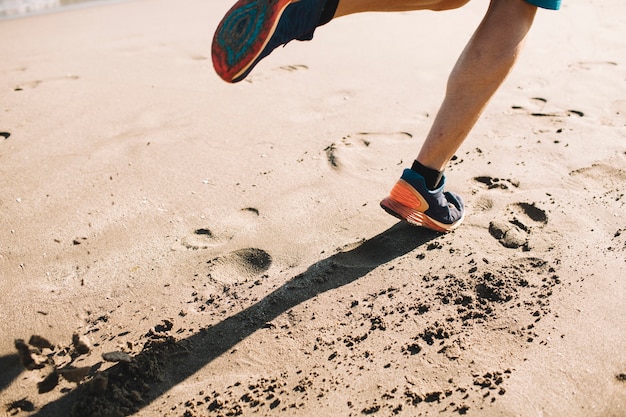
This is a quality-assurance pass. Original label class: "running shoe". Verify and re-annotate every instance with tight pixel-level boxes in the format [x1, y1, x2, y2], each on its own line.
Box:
[212, 0, 327, 83]
[380, 169, 465, 233]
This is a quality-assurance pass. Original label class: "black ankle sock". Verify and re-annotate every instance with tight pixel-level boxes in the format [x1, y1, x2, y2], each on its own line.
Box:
[318, 0, 339, 26]
[411, 160, 443, 191]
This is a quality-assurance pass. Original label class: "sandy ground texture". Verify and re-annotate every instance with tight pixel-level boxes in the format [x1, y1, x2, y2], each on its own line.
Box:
[1, 0, 625, 416]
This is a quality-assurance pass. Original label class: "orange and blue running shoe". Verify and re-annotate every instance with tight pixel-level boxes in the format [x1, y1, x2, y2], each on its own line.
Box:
[212, 0, 327, 83]
[380, 169, 465, 233]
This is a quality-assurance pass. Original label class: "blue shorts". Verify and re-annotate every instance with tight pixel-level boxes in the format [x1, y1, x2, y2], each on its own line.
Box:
[525, 0, 561, 10]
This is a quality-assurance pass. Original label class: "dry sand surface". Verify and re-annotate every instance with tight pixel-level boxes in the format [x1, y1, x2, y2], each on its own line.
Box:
[1, 0, 625, 416]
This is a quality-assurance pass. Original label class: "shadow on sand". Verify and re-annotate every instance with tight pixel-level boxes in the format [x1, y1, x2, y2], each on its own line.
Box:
[0, 354, 23, 394]
[31, 221, 439, 416]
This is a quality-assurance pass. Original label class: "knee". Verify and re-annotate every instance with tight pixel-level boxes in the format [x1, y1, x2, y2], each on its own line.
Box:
[429, 0, 471, 11]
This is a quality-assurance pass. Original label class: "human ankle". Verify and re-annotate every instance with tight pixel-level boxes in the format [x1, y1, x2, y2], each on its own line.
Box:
[410, 160, 443, 190]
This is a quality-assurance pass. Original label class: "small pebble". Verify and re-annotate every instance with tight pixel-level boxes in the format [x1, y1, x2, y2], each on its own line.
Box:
[102, 351, 132, 363]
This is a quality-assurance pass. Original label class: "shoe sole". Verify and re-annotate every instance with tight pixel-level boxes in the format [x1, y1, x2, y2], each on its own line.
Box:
[380, 196, 464, 233]
[212, 0, 295, 83]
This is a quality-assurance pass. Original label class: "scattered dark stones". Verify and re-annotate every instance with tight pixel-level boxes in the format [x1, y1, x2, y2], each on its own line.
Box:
[403, 343, 422, 356]
[269, 398, 281, 409]
[476, 278, 513, 303]
[103, 351, 132, 363]
[325, 144, 339, 168]
[473, 376, 492, 388]
[425, 256, 559, 337]
[423, 391, 442, 403]
[71, 334, 191, 417]
[472, 371, 510, 393]
[343, 333, 368, 348]
[419, 323, 452, 345]
[404, 389, 423, 406]
[5, 224, 564, 417]
[369, 316, 387, 331]
[9, 322, 191, 416]
[153, 319, 173, 334]
[361, 404, 381, 414]
[427, 241, 443, 251]
[617, 373, 626, 382]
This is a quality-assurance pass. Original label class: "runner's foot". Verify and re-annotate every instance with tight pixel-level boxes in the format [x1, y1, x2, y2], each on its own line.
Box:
[380, 169, 465, 233]
[212, 0, 327, 83]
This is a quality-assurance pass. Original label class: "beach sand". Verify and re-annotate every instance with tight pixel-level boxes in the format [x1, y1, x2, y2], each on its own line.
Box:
[0, 0, 625, 415]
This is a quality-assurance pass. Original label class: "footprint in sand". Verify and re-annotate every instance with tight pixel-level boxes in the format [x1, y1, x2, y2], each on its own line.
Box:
[180, 209, 270, 285]
[471, 176, 521, 214]
[569, 60, 618, 71]
[569, 163, 626, 202]
[181, 207, 262, 250]
[489, 202, 548, 250]
[278, 64, 309, 73]
[473, 176, 520, 191]
[245, 64, 308, 83]
[207, 248, 272, 286]
[181, 228, 222, 250]
[14, 74, 79, 91]
[511, 96, 585, 119]
[472, 194, 494, 213]
[566, 163, 626, 213]
[324, 132, 413, 171]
